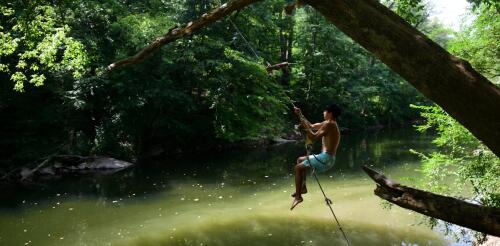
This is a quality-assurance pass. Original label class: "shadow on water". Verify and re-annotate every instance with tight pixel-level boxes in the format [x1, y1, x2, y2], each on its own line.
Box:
[126, 215, 446, 246]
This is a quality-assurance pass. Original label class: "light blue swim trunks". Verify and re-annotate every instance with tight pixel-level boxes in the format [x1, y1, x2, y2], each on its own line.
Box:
[302, 152, 336, 173]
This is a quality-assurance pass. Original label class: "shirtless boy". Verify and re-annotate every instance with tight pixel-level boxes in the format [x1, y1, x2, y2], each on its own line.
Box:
[291, 104, 341, 210]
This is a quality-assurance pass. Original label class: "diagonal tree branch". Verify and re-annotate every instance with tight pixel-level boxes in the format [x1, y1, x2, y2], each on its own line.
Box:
[301, 0, 500, 156]
[106, 0, 262, 72]
[362, 165, 500, 236]
[106, 0, 500, 156]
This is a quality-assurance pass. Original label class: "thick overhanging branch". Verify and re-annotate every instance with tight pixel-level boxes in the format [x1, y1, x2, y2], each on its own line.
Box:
[106, 0, 262, 72]
[362, 165, 500, 237]
[301, 0, 500, 156]
[106, 0, 500, 156]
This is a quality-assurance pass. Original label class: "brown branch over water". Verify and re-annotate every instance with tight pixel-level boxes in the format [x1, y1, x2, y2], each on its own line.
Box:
[106, 0, 262, 72]
[362, 165, 500, 237]
[107, 0, 500, 156]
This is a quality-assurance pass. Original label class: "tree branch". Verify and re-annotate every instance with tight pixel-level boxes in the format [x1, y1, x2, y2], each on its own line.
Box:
[106, 0, 500, 156]
[106, 0, 262, 72]
[362, 165, 500, 237]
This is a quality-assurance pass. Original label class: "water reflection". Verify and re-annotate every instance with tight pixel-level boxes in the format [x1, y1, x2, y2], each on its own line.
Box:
[0, 128, 450, 246]
[126, 216, 446, 246]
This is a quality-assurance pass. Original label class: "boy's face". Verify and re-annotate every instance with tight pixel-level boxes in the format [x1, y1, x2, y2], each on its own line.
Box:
[323, 110, 331, 120]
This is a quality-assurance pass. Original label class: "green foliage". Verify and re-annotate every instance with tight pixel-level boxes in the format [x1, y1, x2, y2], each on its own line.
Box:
[411, 105, 500, 207]
[467, 0, 500, 11]
[0, 0, 460, 170]
[448, 4, 499, 80]
[209, 48, 287, 141]
[385, 0, 429, 27]
[111, 13, 175, 50]
[291, 7, 426, 127]
[0, 4, 89, 91]
[410, 4, 499, 208]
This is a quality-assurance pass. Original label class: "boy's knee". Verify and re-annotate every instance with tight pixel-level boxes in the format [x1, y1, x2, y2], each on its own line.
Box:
[295, 164, 305, 171]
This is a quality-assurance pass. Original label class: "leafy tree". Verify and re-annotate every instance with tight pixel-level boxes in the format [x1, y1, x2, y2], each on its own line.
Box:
[0, 3, 89, 91]
[449, 4, 499, 80]
[411, 3, 499, 210]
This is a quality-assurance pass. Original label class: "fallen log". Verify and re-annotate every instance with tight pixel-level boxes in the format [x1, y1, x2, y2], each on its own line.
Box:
[362, 165, 500, 237]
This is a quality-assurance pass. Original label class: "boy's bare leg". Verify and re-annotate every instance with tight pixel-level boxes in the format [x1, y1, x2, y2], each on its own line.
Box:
[292, 157, 308, 197]
[291, 163, 308, 210]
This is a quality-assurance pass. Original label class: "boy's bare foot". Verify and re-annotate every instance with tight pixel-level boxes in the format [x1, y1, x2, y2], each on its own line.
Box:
[290, 196, 303, 210]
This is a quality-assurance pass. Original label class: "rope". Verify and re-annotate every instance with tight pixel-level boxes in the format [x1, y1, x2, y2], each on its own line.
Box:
[216, 0, 271, 67]
[304, 146, 351, 246]
[227, 17, 270, 66]
[304, 146, 352, 246]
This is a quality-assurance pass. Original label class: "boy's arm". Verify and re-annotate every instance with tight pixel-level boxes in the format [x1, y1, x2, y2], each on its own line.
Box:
[306, 122, 331, 141]
[293, 107, 323, 130]
[310, 122, 323, 130]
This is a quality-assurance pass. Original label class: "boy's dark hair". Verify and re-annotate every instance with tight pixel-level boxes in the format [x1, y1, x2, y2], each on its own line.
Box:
[325, 104, 341, 118]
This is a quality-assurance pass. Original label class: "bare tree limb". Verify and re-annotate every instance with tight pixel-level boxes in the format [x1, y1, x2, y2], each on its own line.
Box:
[362, 165, 500, 237]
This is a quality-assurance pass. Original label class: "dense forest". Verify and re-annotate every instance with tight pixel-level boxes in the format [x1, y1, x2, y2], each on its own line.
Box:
[1, 0, 498, 196]
[0, 0, 499, 244]
[0, 0, 438, 166]
[1, 0, 499, 198]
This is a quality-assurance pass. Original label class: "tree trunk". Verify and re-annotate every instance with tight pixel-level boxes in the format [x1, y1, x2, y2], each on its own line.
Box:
[301, 0, 500, 156]
[107, 0, 500, 156]
[362, 165, 500, 236]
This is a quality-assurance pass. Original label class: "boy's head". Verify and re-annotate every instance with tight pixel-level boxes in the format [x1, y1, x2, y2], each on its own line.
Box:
[324, 103, 341, 120]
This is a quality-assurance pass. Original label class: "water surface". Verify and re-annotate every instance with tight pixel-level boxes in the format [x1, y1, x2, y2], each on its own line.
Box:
[1, 128, 461, 245]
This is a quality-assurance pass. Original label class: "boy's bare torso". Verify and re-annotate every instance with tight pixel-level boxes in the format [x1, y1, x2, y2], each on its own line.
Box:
[318, 121, 340, 155]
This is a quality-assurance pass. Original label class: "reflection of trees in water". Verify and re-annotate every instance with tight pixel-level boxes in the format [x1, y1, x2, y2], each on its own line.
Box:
[0, 129, 434, 208]
[134, 215, 445, 246]
[338, 128, 434, 172]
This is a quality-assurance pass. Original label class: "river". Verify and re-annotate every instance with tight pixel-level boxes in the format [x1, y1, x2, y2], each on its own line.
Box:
[0, 128, 469, 245]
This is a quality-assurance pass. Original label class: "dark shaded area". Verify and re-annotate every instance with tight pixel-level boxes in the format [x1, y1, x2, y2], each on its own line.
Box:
[0, 128, 432, 209]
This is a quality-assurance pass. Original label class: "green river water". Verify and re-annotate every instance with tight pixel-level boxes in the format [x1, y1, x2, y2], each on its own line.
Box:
[0, 129, 468, 245]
